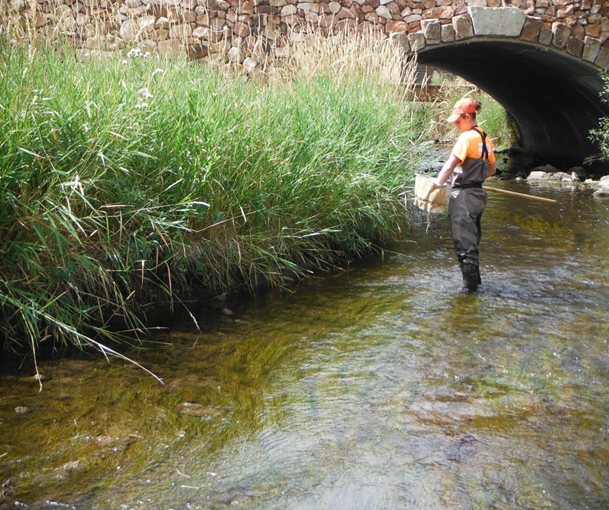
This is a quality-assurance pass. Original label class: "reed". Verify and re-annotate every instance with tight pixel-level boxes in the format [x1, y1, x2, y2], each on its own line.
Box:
[0, 34, 427, 366]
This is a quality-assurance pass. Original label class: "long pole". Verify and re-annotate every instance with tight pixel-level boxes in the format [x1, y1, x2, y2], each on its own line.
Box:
[483, 186, 557, 204]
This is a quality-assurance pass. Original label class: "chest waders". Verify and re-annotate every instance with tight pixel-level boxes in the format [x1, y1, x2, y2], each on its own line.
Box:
[449, 127, 489, 293]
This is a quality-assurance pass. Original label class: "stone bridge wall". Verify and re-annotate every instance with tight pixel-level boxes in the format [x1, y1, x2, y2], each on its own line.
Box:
[3, 0, 609, 69]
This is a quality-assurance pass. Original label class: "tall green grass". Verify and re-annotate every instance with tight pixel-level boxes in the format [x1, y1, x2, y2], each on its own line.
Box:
[0, 39, 427, 365]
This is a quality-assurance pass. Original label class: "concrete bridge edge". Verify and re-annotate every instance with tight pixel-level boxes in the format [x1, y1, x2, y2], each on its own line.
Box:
[394, 7, 609, 70]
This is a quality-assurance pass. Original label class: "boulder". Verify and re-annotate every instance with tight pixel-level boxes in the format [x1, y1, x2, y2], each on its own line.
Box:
[568, 166, 586, 180]
[527, 171, 548, 181]
[530, 164, 560, 174]
[556, 171, 574, 182]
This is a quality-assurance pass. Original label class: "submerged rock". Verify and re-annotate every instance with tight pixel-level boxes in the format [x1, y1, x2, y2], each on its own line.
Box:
[20, 373, 50, 383]
[95, 435, 114, 447]
[61, 460, 85, 472]
[594, 188, 609, 198]
[57, 460, 86, 480]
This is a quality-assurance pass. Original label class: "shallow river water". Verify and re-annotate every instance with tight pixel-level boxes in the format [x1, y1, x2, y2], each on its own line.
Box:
[1, 179, 609, 509]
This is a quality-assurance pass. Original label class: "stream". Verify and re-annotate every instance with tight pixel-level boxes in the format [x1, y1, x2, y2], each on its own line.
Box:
[1, 178, 609, 509]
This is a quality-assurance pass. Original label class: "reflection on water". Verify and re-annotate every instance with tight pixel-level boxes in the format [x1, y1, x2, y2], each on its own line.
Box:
[1, 181, 609, 509]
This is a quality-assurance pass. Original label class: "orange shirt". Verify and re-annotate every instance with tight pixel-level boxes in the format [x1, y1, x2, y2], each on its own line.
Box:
[451, 129, 496, 165]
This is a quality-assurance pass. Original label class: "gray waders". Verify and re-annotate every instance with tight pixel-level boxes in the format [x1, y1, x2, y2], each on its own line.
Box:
[449, 127, 490, 293]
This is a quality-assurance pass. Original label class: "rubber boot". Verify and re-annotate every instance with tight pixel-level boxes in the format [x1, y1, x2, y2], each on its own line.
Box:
[461, 263, 480, 293]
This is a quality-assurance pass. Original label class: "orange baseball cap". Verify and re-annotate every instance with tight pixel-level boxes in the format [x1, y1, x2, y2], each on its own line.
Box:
[447, 98, 478, 123]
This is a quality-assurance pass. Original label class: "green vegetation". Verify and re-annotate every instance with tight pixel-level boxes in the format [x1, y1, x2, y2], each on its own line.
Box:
[589, 76, 609, 160]
[0, 38, 429, 363]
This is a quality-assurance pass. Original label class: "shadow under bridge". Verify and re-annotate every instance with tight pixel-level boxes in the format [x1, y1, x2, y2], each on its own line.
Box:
[417, 39, 609, 170]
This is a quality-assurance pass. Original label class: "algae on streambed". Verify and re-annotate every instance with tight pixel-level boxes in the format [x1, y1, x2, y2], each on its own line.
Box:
[0, 291, 365, 503]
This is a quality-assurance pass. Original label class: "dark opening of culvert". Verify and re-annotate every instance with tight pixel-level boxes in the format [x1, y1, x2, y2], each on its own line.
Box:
[416, 39, 609, 175]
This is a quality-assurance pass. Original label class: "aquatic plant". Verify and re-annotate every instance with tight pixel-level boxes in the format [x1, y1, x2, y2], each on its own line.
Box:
[0, 35, 427, 368]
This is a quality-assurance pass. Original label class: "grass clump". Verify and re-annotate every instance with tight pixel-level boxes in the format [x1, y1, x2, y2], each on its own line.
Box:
[0, 34, 427, 367]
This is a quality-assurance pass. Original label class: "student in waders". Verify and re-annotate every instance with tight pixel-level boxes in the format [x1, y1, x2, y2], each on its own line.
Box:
[434, 98, 497, 293]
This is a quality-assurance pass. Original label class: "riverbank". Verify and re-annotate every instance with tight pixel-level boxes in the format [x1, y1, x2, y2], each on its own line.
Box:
[0, 36, 432, 362]
[0, 24, 527, 367]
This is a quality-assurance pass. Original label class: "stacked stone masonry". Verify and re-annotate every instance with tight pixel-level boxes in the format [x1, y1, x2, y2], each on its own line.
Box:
[4, 0, 609, 69]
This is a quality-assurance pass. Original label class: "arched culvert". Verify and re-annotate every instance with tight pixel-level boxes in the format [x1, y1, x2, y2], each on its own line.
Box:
[416, 39, 609, 171]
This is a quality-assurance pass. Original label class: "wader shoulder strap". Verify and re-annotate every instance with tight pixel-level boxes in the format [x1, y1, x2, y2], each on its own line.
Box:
[470, 126, 489, 161]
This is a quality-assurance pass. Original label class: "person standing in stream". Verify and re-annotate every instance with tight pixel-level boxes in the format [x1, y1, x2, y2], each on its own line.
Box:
[434, 98, 497, 293]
